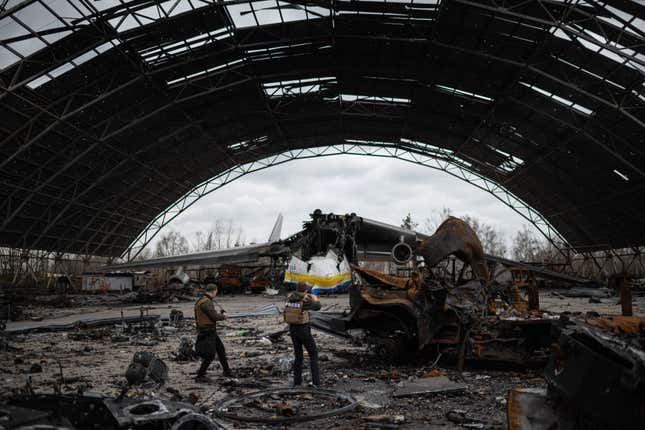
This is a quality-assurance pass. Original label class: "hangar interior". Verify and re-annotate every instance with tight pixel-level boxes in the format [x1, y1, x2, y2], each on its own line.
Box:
[0, 0, 643, 263]
[1, 2, 645, 429]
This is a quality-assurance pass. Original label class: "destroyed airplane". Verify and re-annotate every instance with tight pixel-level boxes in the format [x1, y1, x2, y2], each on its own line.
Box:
[105, 210, 588, 293]
[104, 210, 594, 366]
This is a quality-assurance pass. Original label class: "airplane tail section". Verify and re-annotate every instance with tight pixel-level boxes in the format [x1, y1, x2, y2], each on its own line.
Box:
[267, 213, 283, 242]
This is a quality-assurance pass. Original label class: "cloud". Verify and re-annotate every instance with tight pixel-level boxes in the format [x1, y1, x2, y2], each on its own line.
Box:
[150, 155, 545, 252]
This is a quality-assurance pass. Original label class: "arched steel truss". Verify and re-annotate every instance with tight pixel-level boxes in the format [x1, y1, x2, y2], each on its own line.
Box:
[124, 143, 567, 261]
[1, 0, 643, 258]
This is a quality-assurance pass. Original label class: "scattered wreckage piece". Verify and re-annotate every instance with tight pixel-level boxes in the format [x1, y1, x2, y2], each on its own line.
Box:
[393, 376, 466, 398]
[215, 387, 359, 424]
[5, 315, 161, 335]
[543, 318, 645, 429]
[103, 398, 194, 427]
[507, 387, 558, 430]
[226, 303, 280, 318]
[344, 265, 555, 367]
[2, 394, 224, 430]
[0, 403, 53, 429]
[125, 352, 168, 386]
[172, 336, 198, 361]
[508, 316, 645, 429]
[559, 287, 613, 299]
[170, 413, 224, 430]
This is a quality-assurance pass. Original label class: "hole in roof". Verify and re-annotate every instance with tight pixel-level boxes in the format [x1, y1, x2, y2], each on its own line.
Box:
[345, 137, 473, 168]
[435, 84, 493, 102]
[520, 82, 594, 116]
[487, 145, 524, 174]
[26, 39, 121, 89]
[613, 169, 629, 182]
[262, 76, 336, 97]
[336, 94, 411, 104]
[600, 5, 645, 38]
[166, 58, 245, 86]
[0, 46, 20, 71]
[226, 1, 329, 29]
[14, 1, 59, 31]
[228, 136, 269, 151]
[45, 0, 93, 24]
[552, 56, 626, 90]
[139, 27, 233, 66]
[551, 24, 645, 73]
[400, 138, 453, 158]
[107, 0, 206, 33]
[7, 37, 47, 58]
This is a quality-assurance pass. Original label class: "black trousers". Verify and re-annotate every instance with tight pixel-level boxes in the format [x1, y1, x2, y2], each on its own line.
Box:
[195, 330, 230, 376]
[289, 324, 320, 386]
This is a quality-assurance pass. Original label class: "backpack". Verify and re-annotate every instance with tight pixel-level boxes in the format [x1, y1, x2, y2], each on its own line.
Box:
[284, 295, 310, 324]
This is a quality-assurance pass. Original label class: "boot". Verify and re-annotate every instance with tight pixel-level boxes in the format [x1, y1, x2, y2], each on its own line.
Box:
[194, 374, 212, 383]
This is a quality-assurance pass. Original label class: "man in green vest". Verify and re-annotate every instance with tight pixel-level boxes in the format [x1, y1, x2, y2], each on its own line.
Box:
[194, 283, 232, 382]
[284, 282, 322, 387]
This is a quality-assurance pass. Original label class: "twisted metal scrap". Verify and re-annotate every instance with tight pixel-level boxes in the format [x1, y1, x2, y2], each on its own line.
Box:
[215, 387, 359, 424]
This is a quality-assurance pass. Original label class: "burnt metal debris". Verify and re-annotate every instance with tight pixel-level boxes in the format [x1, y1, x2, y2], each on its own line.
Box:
[507, 316, 645, 429]
[0, 393, 224, 429]
[214, 387, 359, 424]
[286, 216, 557, 368]
[125, 352, 168, 386]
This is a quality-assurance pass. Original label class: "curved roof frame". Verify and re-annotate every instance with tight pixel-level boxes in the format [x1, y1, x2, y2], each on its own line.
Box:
[123, 142, 567, 261]
[0, 0, 643, 256]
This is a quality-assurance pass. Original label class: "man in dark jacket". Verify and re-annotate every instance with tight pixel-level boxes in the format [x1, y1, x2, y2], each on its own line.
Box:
[284, 282, 322, 387]
[194, 283, 232, 382]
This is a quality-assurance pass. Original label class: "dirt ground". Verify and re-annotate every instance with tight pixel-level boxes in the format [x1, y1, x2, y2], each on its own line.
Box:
[1, 291, 643, 429]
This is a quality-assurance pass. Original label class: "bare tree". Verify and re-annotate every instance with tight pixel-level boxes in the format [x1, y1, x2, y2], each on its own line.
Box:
[190, 218, 247, 251]
[511, 225, 543, 262]
[461, 215, 507, 257]
[214, 219, 224, 249]
[192, 231, 206, 252]
[134, 247, 152, 261]
[225, 219, 235, 248]
[423, 207, 453, 233]
[235, 225, 245, 247]
[154, 230, 189, 257]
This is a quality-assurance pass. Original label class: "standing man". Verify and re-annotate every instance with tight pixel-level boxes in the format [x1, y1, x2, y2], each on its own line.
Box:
[284, 282, 322, 387]
[194, 283, 232, 382]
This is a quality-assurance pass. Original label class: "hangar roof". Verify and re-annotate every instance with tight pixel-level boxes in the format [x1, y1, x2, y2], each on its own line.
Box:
[0, 0, 643, 256]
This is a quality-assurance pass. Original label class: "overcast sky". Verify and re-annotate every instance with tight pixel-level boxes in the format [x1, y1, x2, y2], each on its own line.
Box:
[149, 155, 543, 253]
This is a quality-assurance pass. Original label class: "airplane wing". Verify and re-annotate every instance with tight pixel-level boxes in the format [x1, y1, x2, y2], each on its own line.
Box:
[358, 217, 428, 254]
[354, 217, 591, 283]
[102, 214, 288, 271]
[102, 242, 275, 270]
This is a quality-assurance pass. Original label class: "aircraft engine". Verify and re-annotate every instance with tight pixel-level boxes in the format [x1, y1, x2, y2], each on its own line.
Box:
[391, 241, 413, 264]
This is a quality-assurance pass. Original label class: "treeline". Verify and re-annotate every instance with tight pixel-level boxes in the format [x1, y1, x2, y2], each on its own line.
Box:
[137, 219, 247, 259]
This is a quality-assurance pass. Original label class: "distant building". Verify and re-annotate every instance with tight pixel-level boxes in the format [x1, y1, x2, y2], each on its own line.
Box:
[81, 272, 133, 292]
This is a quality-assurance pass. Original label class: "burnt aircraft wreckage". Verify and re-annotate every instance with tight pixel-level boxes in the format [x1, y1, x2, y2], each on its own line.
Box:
[108, 210, 580, 365]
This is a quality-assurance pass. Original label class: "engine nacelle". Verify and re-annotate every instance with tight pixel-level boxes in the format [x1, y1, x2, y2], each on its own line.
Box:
[391, 242, 413, 264]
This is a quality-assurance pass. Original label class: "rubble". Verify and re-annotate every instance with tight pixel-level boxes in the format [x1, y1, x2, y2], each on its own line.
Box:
[125, 352, 168, 386]
[1, 292, 637, 428]
[393, 376, 466, 397]
[0, 393, 223, 429]
[215, 387, 359, 424]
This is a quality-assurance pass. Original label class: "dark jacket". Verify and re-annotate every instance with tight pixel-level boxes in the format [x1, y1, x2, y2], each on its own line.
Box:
[287, 291, 322, 311]
[195, 295, 226, 332]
